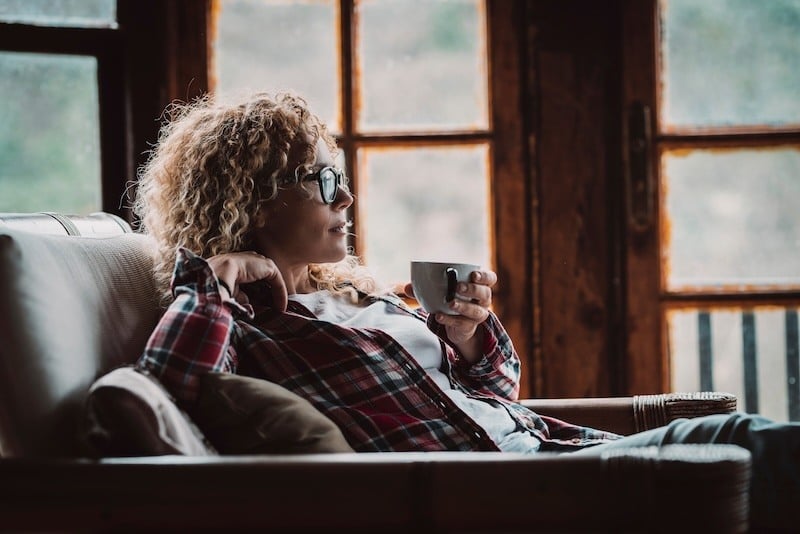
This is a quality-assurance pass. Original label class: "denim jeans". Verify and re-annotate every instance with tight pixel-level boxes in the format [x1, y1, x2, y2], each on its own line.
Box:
[568, 413, 799, 530]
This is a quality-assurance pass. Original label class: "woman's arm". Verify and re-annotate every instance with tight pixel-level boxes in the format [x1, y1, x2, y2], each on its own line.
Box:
[137, 248, 242, 405]
[431, 311, 521, 402]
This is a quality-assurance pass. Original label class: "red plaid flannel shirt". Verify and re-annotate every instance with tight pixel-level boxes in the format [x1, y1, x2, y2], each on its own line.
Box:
[138, 249, 620, 452]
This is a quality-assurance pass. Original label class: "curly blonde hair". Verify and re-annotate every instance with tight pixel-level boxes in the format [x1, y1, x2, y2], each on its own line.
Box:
[133, 91, 377, 305]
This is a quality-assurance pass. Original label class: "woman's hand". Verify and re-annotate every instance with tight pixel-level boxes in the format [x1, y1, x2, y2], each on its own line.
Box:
[207, 252, 288, 311]
[404, 269, 498, 364]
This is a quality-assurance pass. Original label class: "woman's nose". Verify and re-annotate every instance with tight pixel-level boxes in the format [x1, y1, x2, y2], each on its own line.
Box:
[334, 184, 354, 208]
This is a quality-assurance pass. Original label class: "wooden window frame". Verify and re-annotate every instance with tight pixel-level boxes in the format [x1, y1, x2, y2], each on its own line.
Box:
[622, 0, 800, 396]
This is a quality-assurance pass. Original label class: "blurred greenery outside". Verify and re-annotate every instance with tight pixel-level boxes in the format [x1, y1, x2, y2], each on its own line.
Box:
[0, 51, 101, 214]
[359, 145, 490, 285]
[663, 0, 800, 128]
[0, 0, 115, 27]
[665, 147, 800, 288]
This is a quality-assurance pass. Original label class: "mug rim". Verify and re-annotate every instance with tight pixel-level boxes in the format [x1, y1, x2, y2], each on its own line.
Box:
[411, 260, 480, 267]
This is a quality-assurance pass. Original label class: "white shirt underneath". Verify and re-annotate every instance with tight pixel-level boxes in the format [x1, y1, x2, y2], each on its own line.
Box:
[290, 291, 541, 452]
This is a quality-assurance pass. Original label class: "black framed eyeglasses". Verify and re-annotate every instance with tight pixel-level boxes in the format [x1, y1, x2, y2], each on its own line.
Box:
[303, 166, 346, 204]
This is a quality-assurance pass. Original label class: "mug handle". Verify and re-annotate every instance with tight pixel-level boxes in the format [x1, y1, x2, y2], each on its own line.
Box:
[445, 267, 458, 302]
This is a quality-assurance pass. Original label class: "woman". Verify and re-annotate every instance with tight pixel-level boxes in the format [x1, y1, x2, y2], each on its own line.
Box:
[134, 91, 617, 453]
[135, 91, 795, 528]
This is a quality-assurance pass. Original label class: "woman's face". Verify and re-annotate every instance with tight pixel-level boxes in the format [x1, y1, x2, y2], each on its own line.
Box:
[254, 136, 353, 268]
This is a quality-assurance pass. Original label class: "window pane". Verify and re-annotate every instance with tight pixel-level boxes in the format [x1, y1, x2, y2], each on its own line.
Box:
[358, 145, 491, 285]
[213, 0, 340, 132]
[357, 0, 488, 132]
[0, 0, 116, 27]
[668, 306, 800, 422]
[663, 147, 800, 290]
[0, 52, 101, 214]
[660, 0, 800, 130]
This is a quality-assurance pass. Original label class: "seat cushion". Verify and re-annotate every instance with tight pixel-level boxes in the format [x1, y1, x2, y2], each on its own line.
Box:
[0, 228, 160, 456]
[191, 372, 354, 454]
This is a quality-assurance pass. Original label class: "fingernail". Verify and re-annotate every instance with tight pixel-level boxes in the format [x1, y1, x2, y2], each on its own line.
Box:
[473, 272, 481, 282]
[458, 283, 468, 292]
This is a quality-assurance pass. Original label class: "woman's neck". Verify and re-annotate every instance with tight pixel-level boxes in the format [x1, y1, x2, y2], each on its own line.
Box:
[280, 264, 315, 295]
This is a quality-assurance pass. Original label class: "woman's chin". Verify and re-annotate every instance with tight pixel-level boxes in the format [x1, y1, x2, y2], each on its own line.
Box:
[313, 251, 348, 265]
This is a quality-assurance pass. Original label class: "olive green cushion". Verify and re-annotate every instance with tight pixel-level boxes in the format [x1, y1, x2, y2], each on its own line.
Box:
[192, 372, 354, 454]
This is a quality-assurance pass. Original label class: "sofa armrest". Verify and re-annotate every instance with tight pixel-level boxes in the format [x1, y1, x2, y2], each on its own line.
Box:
[521, 392, 738, 435]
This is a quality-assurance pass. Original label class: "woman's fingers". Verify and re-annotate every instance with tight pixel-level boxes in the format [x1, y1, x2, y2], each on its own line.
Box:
[435, 300, 489, 341]
[233, 290, 251, 307]
[238, 256, 288, 311]
[208, 252, 288, 311]
[471, 269, 497, 287]
[403, 282, 415, 299]
[455, 270, 496, 307]
[440, 299, 490, 324]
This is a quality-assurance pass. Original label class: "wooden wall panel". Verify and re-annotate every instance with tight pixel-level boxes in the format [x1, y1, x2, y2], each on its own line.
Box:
[119, 0, 211, 224]
[119, 0, 169, 221]
[528, 0, 624, 398]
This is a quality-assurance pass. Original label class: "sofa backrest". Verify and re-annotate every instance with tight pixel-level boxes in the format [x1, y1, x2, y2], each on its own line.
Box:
[0, 213, 161, 457]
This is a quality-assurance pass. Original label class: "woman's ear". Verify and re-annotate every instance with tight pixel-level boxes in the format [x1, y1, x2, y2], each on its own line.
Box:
[254, 205, 269, 228]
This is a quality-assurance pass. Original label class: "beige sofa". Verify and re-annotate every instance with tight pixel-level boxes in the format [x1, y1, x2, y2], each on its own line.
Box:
[0, 212, 750, 532]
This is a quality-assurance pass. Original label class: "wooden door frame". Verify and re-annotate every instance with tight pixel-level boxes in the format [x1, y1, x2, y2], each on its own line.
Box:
[621, 0, 664, 394]
[527, 0, 629, 398]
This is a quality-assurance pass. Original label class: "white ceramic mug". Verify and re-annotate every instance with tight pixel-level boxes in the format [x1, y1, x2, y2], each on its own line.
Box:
[410, 261, 480, 315]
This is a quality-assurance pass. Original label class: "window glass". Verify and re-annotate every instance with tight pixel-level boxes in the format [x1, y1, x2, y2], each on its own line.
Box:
[358, 144, 491, 285]
[0, 0, 116, 27]
[357, 0, 487, 132]
[660, 0, 800, 130]
[0, 52, 101, 214]
[663, 147, 800, 290]
[669, 306, 798, 422]
[213, 0, 340, 132]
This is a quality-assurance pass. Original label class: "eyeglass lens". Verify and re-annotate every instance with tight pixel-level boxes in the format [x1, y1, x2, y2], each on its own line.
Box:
[319, 167, 340, 203]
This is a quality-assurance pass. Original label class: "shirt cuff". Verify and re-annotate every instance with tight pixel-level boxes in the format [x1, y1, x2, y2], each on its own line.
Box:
[173, 248, 254, 319]
[425, 313, 499, 368]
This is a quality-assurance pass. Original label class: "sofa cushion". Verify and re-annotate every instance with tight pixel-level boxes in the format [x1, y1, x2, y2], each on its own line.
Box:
[192, 372, 354, 454]
[0, 228, 160, 456]
[85, 366, 216, 456]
